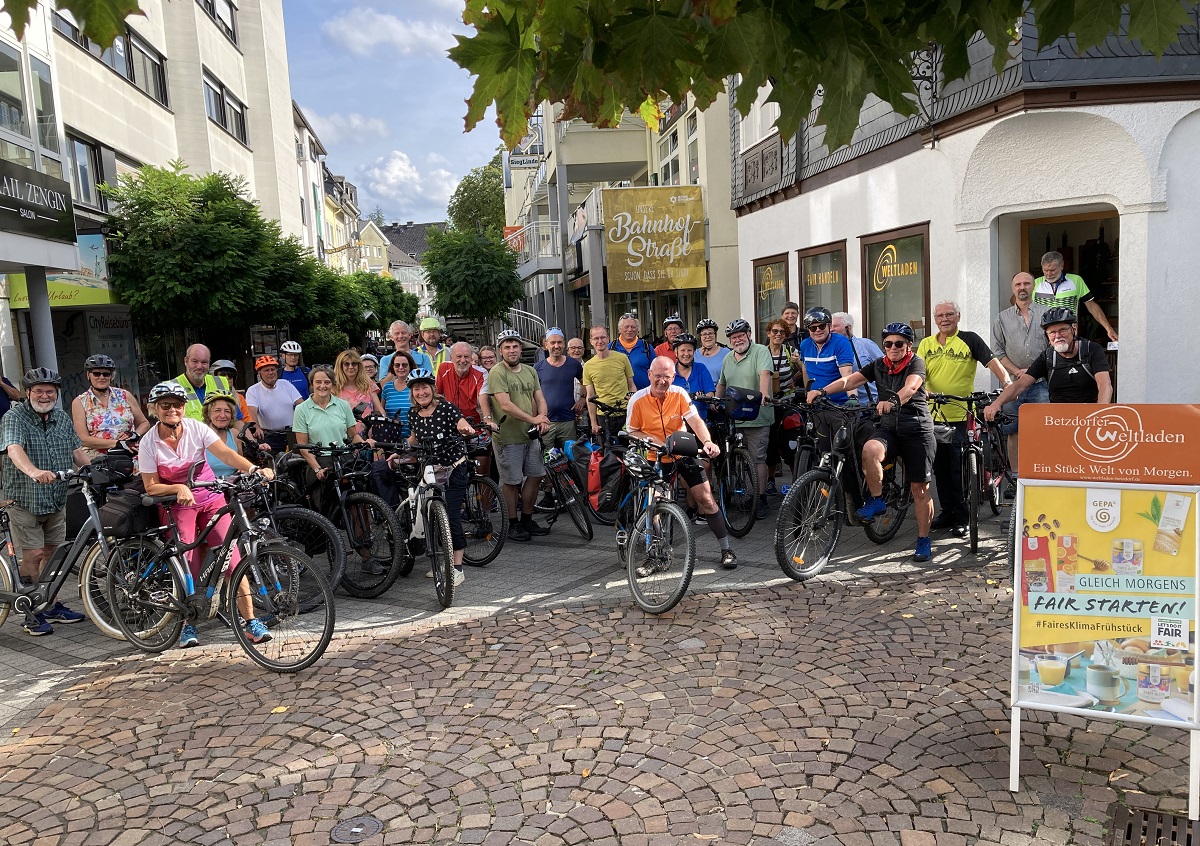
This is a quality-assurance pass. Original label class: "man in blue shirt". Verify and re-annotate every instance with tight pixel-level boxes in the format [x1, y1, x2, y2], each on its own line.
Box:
[671, 333, 715, 421]
[832, 311, 883, 406]
[609, 313, 656, 390]
[799, 307, 855, 404]
[533, 328, 584, 450]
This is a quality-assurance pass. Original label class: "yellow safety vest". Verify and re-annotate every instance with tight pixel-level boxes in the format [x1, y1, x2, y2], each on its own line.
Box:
[175, 373, 234, 421]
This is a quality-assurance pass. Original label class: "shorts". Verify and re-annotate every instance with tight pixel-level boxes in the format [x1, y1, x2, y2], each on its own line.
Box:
[9, 505, 67, 553]
[667, 456, 708, 489]
[739, 425, 770, 464]
[868, 427, 936, 484]
[494, 440, 546, 486]
[1001, 379, 1048, 435]
[545, 420, 577, 451]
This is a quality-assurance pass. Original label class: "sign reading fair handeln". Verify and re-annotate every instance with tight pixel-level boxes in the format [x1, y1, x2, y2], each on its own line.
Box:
[603, 186, 706, 293]
[1012, 404, 1200, 728]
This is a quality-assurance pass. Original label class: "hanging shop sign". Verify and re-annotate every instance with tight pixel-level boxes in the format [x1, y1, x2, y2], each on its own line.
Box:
[603, 186, 706, 293]
[0, 158, 76, 243]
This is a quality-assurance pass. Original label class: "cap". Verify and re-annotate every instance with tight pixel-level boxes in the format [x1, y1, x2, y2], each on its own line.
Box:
[545, 327, 565, 339]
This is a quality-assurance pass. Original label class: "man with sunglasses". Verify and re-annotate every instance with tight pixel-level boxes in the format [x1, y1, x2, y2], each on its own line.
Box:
[70, 354, 150, 455]
[798, 307, 855, 404]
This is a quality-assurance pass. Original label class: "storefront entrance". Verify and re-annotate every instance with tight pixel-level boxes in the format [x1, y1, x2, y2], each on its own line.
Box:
[1021, 210, 1120, 342]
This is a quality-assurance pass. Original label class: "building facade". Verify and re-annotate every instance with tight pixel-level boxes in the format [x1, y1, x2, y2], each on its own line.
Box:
[732, 19, 1200, 402]
[293, 101, 327, 260]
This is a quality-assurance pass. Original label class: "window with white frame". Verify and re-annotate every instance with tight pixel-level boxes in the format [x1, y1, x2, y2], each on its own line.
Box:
[658, 128, 679, 186]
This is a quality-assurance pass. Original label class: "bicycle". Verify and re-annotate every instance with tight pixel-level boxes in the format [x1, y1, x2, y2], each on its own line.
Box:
[695, 397, 759, 537]
[104, 472, 335, 672]
[528, 426, 593, 540]
[928, 391, 1015, 553]
[460, 430, 508, 566]
[774, 398, 911, 581]
[290, 443, 405, 596]
[614, 432, 698, 615]
[379, 441, 461, 609]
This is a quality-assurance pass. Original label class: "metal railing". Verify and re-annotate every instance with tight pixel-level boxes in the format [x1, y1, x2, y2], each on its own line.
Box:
[503, 221, 560, 266]
[506, 307, 548, 345]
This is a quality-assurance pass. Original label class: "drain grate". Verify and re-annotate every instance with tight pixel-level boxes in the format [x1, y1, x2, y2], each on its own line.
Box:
[1110, 806, 1197, 846]
[330, 816, 384, 843]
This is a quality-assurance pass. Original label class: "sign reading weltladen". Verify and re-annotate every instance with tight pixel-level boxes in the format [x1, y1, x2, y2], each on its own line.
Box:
[603, 186, 706, 293]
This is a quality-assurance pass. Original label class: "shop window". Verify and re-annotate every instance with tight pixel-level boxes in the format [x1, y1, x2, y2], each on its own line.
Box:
[40, 155, 63, 180]
[0, 137, 34, 170]
[797, 241, 846, 316]
[860, 224, 930, 341]
[753, 254, 788, 341]
[0, 41, 28, 139]
[67, 135, 101, 208]
[29, 57, 60, 155]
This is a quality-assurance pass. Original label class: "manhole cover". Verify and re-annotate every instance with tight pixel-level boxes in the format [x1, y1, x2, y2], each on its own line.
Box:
[1109, 806, 1197, 846]
[330, 816, 384, 843]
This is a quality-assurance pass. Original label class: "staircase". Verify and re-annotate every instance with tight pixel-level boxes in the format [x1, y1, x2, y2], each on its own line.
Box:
[439, 308, 547, 364]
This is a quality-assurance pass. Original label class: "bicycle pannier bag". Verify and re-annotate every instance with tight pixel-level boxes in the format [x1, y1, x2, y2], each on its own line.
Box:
[590, 449, 626, 512]
[98, 489, 156, 537]
[724, 386, 763, 421]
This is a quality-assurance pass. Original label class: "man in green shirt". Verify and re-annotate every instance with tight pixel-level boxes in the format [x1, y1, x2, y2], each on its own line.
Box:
[583, 325, 635, 442]
[715, 318, 774, 520]
[488, 329, 551, 542]
[1033, 250, 1118, 342]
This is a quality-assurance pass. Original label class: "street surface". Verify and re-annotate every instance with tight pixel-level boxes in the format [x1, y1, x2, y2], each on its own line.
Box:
[0, 503, 1189, 845]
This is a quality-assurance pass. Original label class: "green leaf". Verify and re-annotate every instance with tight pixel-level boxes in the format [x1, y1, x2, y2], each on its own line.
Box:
[606, 6, 703, 96]
[1032, 0, 1078, 49]
[1151, 494, 1163, 522]
[449, 15, 539, 145]
[813, 42, 867, 150]
[1127, 0, 1192, 55]
[1072, 0, 1123, 51]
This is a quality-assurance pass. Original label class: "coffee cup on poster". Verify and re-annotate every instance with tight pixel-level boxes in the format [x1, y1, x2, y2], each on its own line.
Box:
[1085, 664, 1127, 702]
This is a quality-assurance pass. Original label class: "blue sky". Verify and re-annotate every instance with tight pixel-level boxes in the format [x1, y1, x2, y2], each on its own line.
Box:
[283, 1, 501, 225]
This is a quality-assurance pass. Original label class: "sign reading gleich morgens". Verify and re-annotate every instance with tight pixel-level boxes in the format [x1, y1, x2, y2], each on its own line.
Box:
[0, 158, 76, 244]
[603, 186, 706, 293]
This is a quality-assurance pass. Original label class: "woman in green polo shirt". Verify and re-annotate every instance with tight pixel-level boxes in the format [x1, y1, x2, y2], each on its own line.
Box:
[293, 365, 363, 484]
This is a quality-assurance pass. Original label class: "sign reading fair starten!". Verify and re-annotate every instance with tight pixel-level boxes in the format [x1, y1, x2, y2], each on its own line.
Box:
[603, 186, 706, 293]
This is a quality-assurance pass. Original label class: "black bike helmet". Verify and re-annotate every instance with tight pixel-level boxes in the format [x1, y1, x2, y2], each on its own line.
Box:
[671, 332, 698, 350]
[1040, 307, 1077, 329]
[803, 307, 832, 330]
[881, 322, 916, 343]
[725, 318, 752, 338]
[696, 318, 719, 334]
[662, 314, 685, 331]
[84, 354, 115, 371]
[22, 367, 61, 390]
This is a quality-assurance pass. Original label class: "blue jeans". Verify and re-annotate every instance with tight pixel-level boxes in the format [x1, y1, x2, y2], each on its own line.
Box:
[1001, 379, 1049, 435]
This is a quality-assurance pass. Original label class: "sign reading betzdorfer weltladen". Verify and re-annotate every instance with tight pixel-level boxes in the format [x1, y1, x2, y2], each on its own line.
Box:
[603, 186, 706, 293]
[0, 158, 76, 244]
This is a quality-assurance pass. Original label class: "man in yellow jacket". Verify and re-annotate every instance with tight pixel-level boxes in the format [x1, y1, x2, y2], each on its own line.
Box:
[175, 344, 237, 421]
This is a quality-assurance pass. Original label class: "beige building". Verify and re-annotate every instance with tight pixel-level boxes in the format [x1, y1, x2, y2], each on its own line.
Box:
[356, 220, 391, 275]
[502, 91, 739, 340]
[322, 165, 359, 274]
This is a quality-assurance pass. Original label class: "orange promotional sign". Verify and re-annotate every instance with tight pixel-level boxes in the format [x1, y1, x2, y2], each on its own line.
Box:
[1019, 404, 1200, 486]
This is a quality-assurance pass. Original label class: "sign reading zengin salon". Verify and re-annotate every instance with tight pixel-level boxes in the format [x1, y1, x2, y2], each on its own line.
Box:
[603, 186, 706, 293]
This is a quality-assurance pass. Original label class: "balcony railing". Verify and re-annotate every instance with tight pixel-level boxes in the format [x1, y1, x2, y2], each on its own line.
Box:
[504, 221, 560, 266]
[506, 307, 548, 345]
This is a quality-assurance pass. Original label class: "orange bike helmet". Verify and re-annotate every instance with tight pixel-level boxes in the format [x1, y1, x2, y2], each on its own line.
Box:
[255, 355, 280, 370]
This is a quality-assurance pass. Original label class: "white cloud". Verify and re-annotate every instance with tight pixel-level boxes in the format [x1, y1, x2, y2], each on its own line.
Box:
[361, 150, 458, 213]
[303, 109, 389, 146]
[323, 8, 457, 58]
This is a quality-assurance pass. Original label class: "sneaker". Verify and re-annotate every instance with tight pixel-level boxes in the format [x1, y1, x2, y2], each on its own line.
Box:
[452, 568, 465, 587]
[930, 512, 955, 531]
[537, 493, 557, 509]
[951, 524, 969, 539]
[244, 618, 272, 644]
[1004, 480, 1017, 499]
[179, 624, 199, 649]
[913, 537, 932, 562]
[42, 601, 85, 624]
[694, 512, 708, 526]
[756, 500, 768, 520]
[635, 560, 665, 578]
[425, 568, 435, 578]
[523, 519, 550, 536]
[765, 480, 777, 496]
[509, 524, 531, 542]
[856, 497, 887, 520]
[362, 558, 387, 576]
[22, 614, 52, 636]
[721, 549, 738, 569]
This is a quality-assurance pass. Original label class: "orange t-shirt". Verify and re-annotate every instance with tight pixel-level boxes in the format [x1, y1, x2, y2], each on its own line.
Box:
[626, 384, 697, 459]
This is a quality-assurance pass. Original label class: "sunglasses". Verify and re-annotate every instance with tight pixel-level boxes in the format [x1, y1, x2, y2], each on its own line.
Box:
[882, 340, 908, 349]
[157, 401, 184, 410]
[90, 371, 114, 378]
[768, 329, 786, 334]
[808, 324, 828, 332]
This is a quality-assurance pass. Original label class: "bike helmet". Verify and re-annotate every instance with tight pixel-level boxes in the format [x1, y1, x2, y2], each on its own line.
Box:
[211, 358, 236, 373]
[84, 354, 115, 371]
[1040, 307, 1077, 329]
[725, 318, 752, 338]
[881, 322, 916, 343]
[408, 367, 436, 387]
[22, 367, 61, 390]
[803, 307, 832, 330]
[255, 355, 279, 371]
[202, 390, 237, 408]
[361, 353, 379, 366]
[662, 314, 685, 331]
[696, 317, 719, 334]
[496, 328, 522, 345]
[147, 380, 188, 405]
[280, 340, 302, 354]
[671, 332, 698, 349]
[419, 317, 443, 332]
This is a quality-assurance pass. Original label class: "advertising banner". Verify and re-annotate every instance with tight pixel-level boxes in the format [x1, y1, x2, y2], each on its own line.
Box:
[1012, 404, 1200, 727]
[603, 186, 706, 293]
[6, 233, 118, 307]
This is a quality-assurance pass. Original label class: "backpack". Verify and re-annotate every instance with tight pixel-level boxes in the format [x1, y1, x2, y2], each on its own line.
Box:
[1045, 338, 1098, 380]
[609, 338, 654, 360]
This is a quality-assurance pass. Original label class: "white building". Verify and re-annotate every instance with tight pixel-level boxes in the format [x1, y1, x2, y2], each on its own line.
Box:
[293, 102, 327, 259]
[732, 22, 1200, 402]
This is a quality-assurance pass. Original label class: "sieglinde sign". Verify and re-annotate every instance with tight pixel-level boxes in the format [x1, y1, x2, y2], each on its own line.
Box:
[0, 158, 76, 244]
[603, 186, 706, 293]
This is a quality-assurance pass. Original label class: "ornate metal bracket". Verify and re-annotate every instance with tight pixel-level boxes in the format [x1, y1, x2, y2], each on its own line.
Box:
[911, 41, 942, 147]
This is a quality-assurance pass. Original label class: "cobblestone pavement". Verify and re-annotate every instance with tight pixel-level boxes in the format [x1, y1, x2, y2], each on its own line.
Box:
[0, 502, 1191, 845]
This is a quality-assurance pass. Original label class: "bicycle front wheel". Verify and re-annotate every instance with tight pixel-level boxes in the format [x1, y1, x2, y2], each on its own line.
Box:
[775, 469, 843, 581]
[104, 536, 185, 653]
[863, 458, 910, 544]
[626, 500, 695, 615]
[554, 470, 593, 540]
[272, 505, 346, 608]
[230, 542, 334, 673]
[966, 449, 981, 553]
[461, 475, 507, 566]
[427, 499, 456, 609]
[339, 491, 404, 598]
[78, 539, 126, 640]
[722, 448, 759, 538]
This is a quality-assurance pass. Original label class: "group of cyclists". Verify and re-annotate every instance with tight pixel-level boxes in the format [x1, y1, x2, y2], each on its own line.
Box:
[0, 256, 1111, 641]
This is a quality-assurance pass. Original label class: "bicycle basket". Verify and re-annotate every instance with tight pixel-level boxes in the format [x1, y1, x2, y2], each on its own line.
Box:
[724, 386, 763, 421]
[99, 489, 157, 537]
